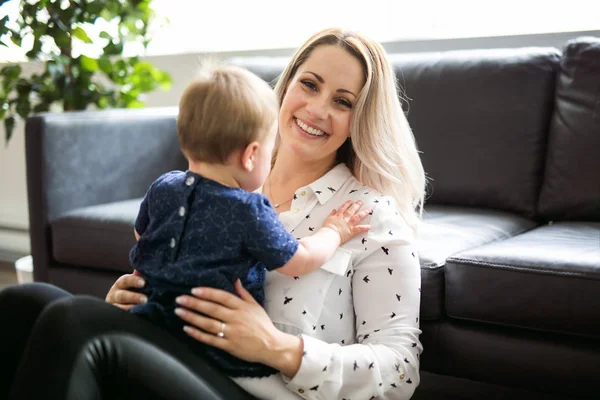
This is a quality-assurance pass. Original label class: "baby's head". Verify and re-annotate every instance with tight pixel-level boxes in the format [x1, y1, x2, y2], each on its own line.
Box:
[177, 62, 278, 191]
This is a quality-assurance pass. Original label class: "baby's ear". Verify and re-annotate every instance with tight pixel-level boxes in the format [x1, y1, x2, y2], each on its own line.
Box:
[241, 141, 260, 171]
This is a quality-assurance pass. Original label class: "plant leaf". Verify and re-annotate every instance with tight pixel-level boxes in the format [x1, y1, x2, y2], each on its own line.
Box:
[1, 64, 22, 92]
[73, 26, 93, 44]
[97, 56, 112, 74]
[1, 64, 22, 80]
[9, 30, 22, 47]
[127, 100, 145, 108]
[53, 30, 70, 49]
[4, 115, 15, 143]
[0, 15, 9, 35]
[15, 97, 31, 119]
[80, 55, 99, 72]
[25, 39, 43, 59]
[103, 40, 124, 56]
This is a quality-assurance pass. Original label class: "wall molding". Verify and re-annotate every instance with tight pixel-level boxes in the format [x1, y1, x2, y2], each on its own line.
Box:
[381, 30, 600, 54]
[0, 223, 28, 233]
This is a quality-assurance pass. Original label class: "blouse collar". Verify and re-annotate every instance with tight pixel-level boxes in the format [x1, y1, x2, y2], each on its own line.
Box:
[307, 163, 354, 205]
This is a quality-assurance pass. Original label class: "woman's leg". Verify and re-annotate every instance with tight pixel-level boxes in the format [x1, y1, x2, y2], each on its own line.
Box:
[0, 283, 71, 396]
[8, 295, 257, 400]
[64, 333, 238, 400]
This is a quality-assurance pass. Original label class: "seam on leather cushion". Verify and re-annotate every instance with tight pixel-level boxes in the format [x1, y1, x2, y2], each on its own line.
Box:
[53, 221, 134, 234]
[446, 257, 592, 278]
[444, 313, 600, 340]
[421, 262, 444, 269]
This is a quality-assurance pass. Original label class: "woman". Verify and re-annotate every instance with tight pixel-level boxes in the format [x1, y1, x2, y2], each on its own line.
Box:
[0, 28, 425, 400]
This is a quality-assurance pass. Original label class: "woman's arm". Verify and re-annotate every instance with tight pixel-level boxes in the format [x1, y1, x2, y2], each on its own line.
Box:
[282, 197, 422, 399]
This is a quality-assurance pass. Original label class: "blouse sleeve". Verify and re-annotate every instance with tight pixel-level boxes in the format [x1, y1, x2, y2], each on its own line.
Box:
[283, 196, 423, 399]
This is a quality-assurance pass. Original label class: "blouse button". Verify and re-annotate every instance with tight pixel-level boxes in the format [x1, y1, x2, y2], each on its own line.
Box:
[169, 238, 176, 248]
[293, 208, 300, 214]
[179, 206, 186, 217]
[185, 176, 195, 186]
[300, 191, 306, 196]
[399, 373, 405, 380]
[298, 389, 305, 394]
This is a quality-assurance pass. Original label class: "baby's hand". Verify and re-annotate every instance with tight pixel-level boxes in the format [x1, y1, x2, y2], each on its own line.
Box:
[322, 200, 371, 245]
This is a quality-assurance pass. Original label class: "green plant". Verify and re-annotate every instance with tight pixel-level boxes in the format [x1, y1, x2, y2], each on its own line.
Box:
[0, 0, 172, 143]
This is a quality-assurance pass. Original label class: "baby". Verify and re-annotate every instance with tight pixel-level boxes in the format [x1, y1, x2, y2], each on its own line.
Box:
[129, 63, 370, 378]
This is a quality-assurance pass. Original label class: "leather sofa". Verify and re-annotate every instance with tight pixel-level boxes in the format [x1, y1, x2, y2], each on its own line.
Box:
[25, 37, 600, 398]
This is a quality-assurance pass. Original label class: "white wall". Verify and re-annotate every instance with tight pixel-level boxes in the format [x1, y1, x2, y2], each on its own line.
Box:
[0, 30, 598, 257]
[0, 117, 30, 256]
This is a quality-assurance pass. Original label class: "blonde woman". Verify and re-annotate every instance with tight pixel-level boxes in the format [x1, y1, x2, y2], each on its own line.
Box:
[0, 28, 425, 400]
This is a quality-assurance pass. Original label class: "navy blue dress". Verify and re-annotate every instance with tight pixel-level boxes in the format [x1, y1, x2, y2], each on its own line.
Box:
[129, 170, 298, 377]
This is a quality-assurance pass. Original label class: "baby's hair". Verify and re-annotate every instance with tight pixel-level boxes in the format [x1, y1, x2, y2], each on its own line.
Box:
[177, 59, 278, 163]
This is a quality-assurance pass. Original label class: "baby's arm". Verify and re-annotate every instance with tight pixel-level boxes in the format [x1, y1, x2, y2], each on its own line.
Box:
[277, 200, 370, 277]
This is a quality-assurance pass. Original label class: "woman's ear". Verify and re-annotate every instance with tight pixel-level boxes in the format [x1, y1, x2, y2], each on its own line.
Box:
[241, 141, 260, 172]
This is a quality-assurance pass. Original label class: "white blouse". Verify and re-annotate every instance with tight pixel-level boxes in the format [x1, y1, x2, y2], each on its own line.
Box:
[233, 164, 422, 400]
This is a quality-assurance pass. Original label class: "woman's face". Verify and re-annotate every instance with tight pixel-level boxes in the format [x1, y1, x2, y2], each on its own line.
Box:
[278, 45, 365, 167]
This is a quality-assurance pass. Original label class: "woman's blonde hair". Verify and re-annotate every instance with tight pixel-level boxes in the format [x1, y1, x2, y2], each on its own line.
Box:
[274, 28, 426, 231]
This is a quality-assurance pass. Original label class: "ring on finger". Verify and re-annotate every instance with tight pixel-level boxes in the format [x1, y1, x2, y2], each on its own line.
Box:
[216, 321, 226, 338]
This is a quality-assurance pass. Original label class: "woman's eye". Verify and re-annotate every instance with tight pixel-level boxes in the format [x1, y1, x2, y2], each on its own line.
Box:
[336, 98, 352, 108]
[301, 80, 316, 91]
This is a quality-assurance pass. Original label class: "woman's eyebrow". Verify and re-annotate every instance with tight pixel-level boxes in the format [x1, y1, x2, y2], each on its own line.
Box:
[306, 71, 357, 97]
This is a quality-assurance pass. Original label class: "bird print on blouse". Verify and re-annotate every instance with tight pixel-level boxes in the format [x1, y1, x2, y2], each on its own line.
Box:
[251, 164, 422, 399]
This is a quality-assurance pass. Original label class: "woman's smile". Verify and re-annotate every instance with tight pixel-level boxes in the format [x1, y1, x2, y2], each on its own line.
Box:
[294, 117, 328, 138]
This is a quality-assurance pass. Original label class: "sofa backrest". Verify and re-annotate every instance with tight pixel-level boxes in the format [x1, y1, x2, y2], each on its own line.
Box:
[228, 56, 289, 88]
[26, 107, 184, 222]
[233, 47, 562, 218]
[389, 48, 561, 218]
[538, 37, 600, 222]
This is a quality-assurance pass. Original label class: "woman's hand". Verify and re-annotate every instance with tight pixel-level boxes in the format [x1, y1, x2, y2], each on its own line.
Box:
[105, 270, 148, 310]
[175, 280, 303, 376]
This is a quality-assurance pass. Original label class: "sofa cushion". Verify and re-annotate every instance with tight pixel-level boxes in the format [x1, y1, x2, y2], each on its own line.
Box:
[388, 48, 560, 218]
[538, 37, 600, 221]
[52, 199, 140, 273]
[417, 205, 537, 321]
[445, 222, 600, 338]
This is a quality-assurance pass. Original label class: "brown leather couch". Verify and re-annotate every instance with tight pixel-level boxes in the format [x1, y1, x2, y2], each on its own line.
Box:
[25, 37, 600, 398]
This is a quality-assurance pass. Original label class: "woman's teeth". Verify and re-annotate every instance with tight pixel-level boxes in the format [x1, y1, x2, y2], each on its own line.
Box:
[296, 118, 326, 136]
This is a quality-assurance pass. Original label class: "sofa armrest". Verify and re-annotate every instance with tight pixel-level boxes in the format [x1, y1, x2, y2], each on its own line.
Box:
[26, 107, 186, 282]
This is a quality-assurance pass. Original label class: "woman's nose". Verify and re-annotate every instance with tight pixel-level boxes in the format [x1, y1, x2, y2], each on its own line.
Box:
[305, 96, 328, 120]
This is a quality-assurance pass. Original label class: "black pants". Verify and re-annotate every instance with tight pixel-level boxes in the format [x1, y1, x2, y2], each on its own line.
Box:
[0, 283, 257, 400]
